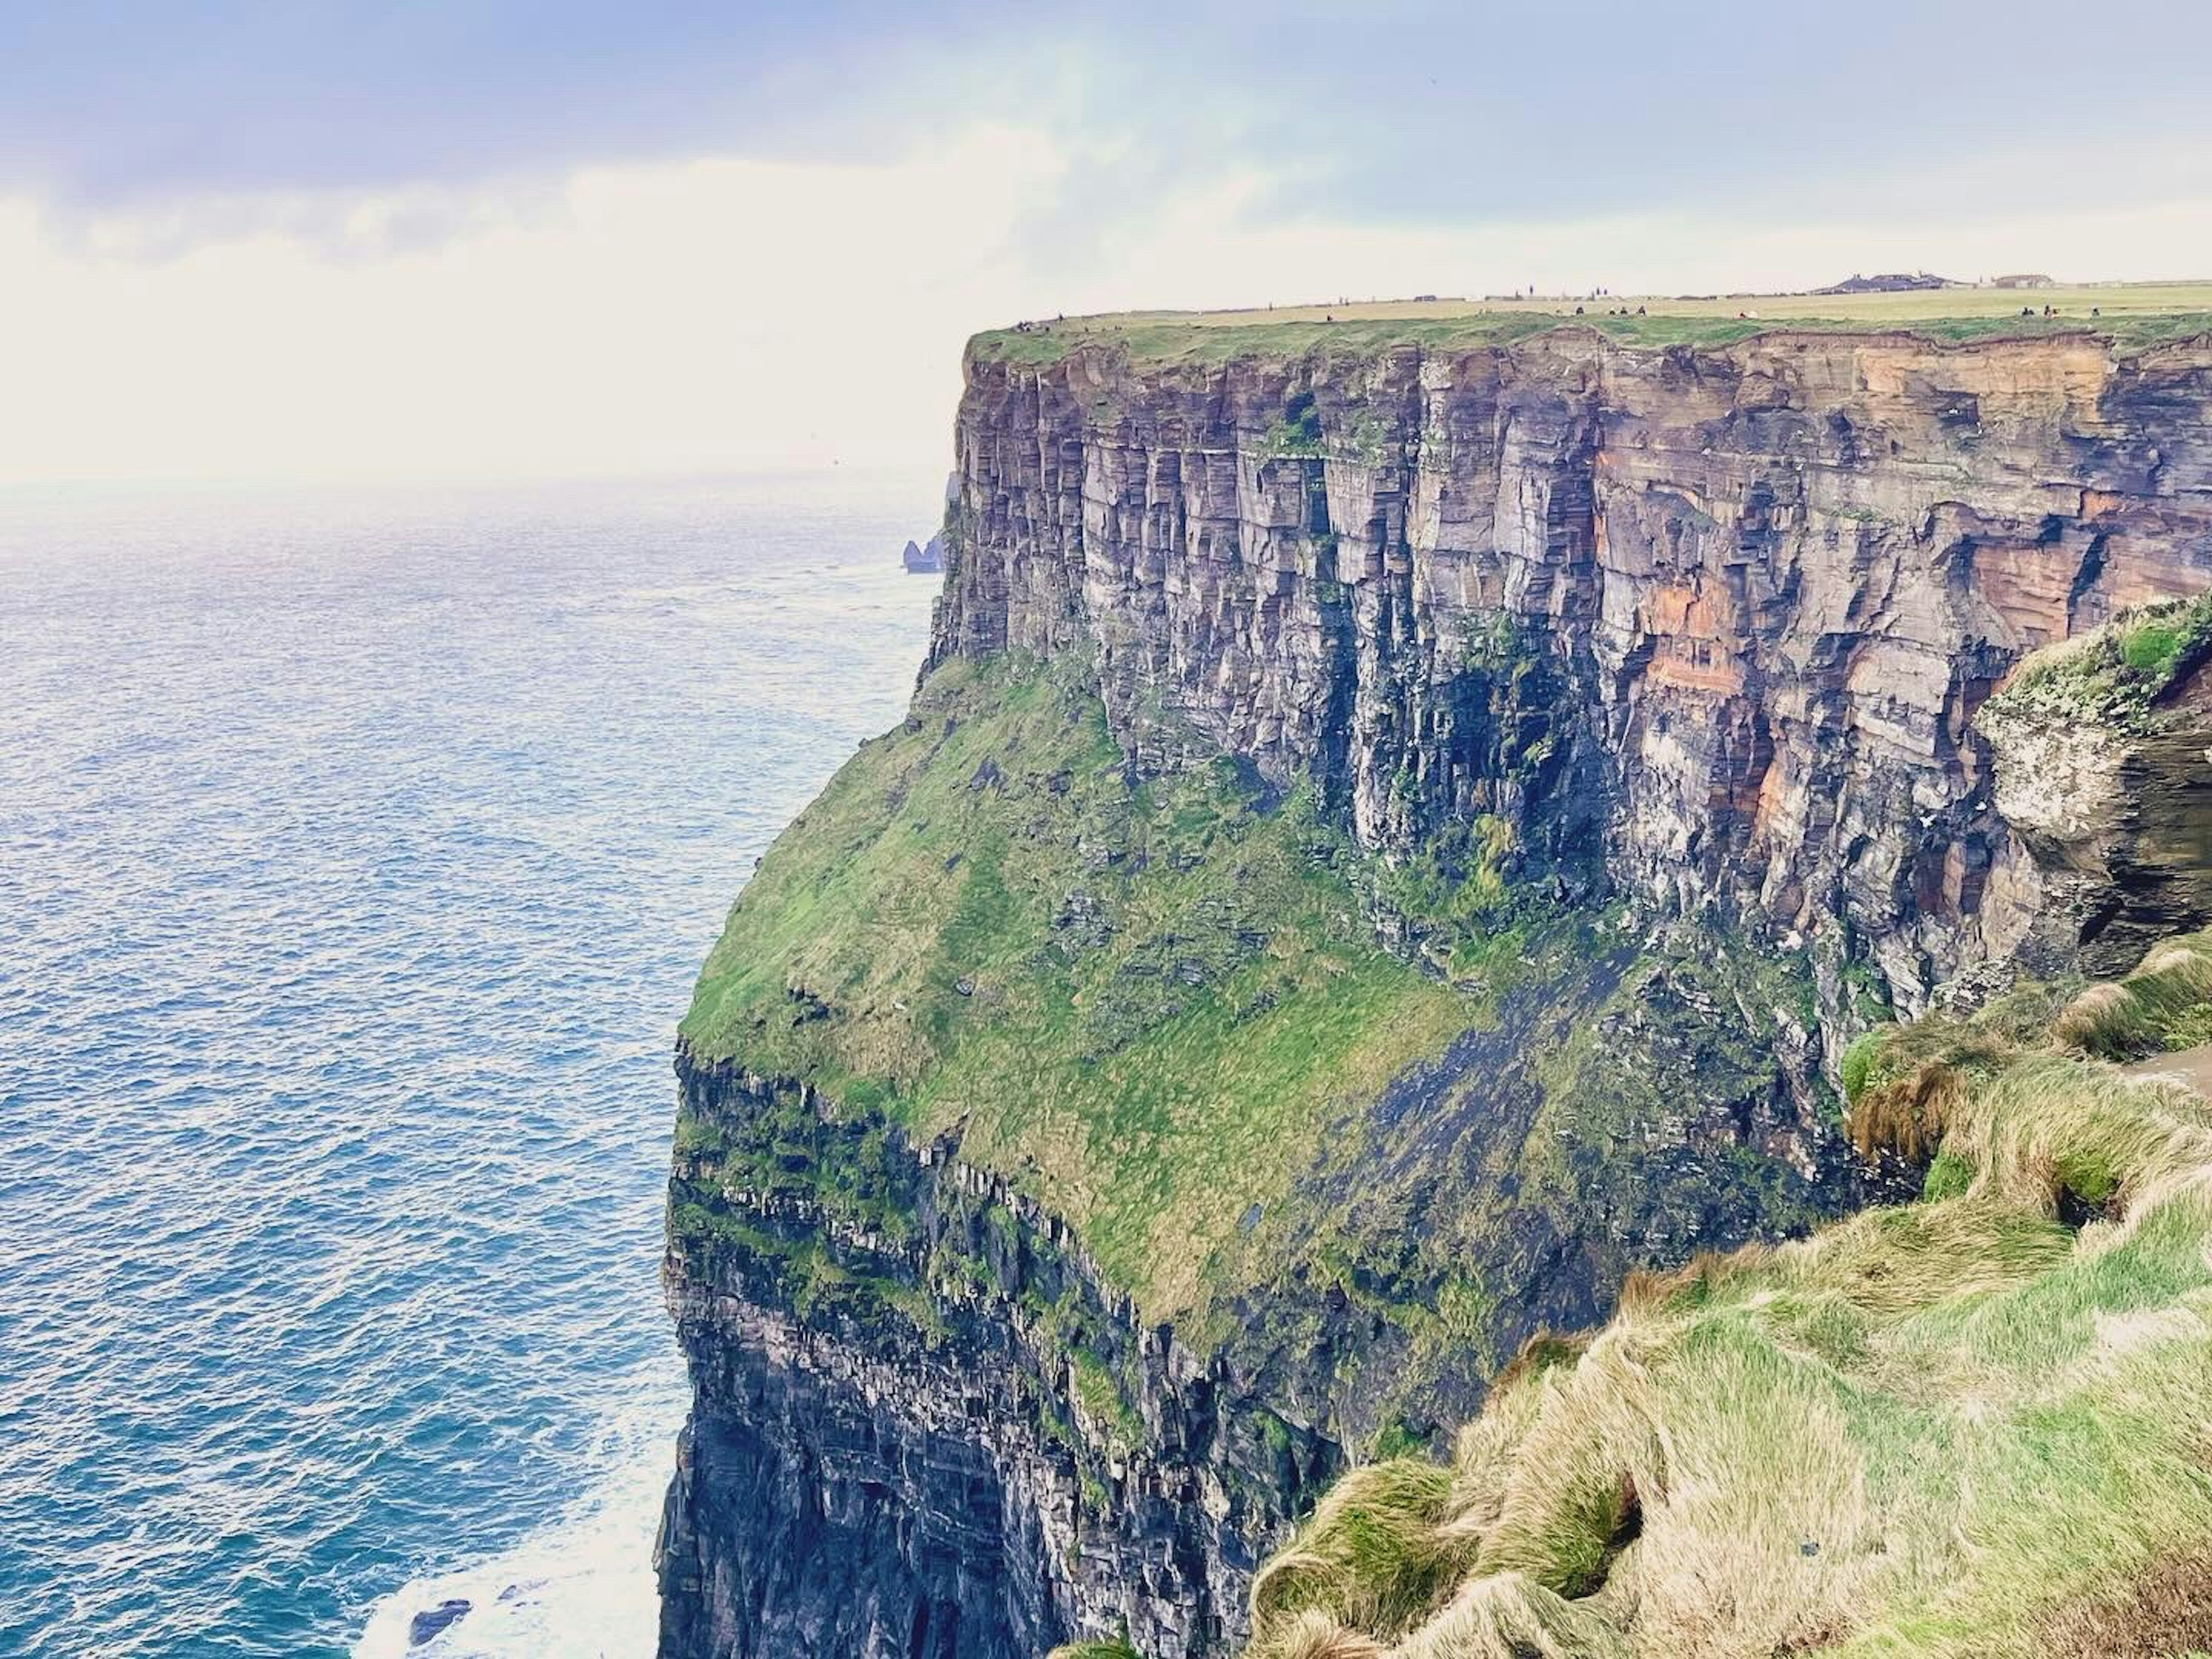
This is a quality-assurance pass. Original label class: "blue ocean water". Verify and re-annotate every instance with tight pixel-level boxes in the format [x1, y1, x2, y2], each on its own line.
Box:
[0, 475, 939, 1658]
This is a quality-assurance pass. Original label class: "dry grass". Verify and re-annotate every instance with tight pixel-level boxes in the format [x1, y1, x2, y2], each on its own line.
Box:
[1845, 1061, 1972, 1164]
[1238, 930, 2212, 1659]
[1392, 1573, 1631, 1658]
[2052, 933, 2212, 1062]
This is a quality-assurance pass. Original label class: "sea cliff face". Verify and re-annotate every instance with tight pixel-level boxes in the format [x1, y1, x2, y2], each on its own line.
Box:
[659, 1058, 1297, 1657]
[659, 324, 2212, 1658]
[933, 329, 2212, 1001]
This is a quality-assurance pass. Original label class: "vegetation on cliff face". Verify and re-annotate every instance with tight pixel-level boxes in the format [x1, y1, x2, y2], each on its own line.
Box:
[665, 647, 1878, 1657]
[1239, 933, 2212, 1658]
[681, 654, 1479, 1315]
[1982, 594, 2212, 737]
[680, 653, 1856, 1352]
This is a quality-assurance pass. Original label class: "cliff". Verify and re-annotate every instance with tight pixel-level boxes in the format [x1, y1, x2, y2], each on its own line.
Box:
[934, 326, 2212, 999]
[658, 319, 2212, 1658]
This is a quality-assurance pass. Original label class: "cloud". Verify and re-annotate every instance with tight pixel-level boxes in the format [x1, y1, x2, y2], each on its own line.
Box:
[19, 1, 2209, 239]
[0, 1, 1025, 218]
[0, 127, 1066, 487]
[6, 103, 2211, 490]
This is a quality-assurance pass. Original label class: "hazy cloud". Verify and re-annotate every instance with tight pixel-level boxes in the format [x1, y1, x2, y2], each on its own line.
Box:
[9, 2, 2209, 240]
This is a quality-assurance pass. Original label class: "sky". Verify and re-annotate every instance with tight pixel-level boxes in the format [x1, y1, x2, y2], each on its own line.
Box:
[2, 1, 2210, 487]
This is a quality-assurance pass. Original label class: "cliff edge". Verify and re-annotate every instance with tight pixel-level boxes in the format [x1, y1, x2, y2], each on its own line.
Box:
[657, 317, 2212, 1658]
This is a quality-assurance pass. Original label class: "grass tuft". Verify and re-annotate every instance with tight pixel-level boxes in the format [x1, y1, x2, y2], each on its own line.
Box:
[1249, 1459, 1478, 1645]
[2051, 931, 2212, 1061]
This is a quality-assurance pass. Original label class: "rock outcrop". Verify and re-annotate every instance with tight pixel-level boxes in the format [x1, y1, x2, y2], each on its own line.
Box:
[1978, 624, 2212, 984]
[661, 323, 2212, 1659]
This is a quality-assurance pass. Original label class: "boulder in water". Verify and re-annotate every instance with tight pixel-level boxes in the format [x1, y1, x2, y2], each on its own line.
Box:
[408, 1597, 471, 1646]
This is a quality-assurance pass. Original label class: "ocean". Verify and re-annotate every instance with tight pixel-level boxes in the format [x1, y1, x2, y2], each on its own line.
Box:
[0, 474, 941, 1657]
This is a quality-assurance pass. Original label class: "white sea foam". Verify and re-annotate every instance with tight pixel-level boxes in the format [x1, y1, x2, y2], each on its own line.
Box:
[353, 1366, 688, 1659]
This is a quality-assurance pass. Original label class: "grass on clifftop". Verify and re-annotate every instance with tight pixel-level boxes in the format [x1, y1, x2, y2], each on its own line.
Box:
[681, 656, 1475, 1316]
[971, 281, 2212, 369]
[1241, 931, 2212, 1658]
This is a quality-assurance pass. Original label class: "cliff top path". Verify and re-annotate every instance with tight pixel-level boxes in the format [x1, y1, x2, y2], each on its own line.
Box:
[2126, 1040, 2212, 1096]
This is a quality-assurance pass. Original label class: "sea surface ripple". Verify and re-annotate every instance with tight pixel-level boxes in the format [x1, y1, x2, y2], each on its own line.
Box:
[0, 474, 938, 1657]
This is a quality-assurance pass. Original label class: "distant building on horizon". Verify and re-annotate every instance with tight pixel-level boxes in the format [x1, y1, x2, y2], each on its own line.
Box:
[1815, 271, 1964, 295]
[1990, 272, 2057, 289]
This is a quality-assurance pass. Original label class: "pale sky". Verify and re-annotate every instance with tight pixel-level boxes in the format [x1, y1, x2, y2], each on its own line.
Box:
[3, 1, 2210, 487]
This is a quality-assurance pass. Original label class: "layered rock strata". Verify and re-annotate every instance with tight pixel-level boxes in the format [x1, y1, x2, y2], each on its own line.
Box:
[933, 329, 2212, 1006]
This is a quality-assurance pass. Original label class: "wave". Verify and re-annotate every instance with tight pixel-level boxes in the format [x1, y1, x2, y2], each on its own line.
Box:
[351, 1364, 687, 1659]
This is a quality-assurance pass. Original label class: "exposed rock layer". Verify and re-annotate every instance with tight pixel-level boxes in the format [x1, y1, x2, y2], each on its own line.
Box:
[933, 330, 2212, 1005]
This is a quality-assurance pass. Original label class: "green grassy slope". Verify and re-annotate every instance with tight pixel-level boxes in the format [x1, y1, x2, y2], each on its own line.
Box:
[1242, 934, 2212, 1659]
[681, 655, 1476, 1316]
[683, 650, 1870, 1380]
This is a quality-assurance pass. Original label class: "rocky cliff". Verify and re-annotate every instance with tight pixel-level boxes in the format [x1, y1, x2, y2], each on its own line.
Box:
[658, 320, 2212, 1659]
[934, 327, 2212, 1001]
